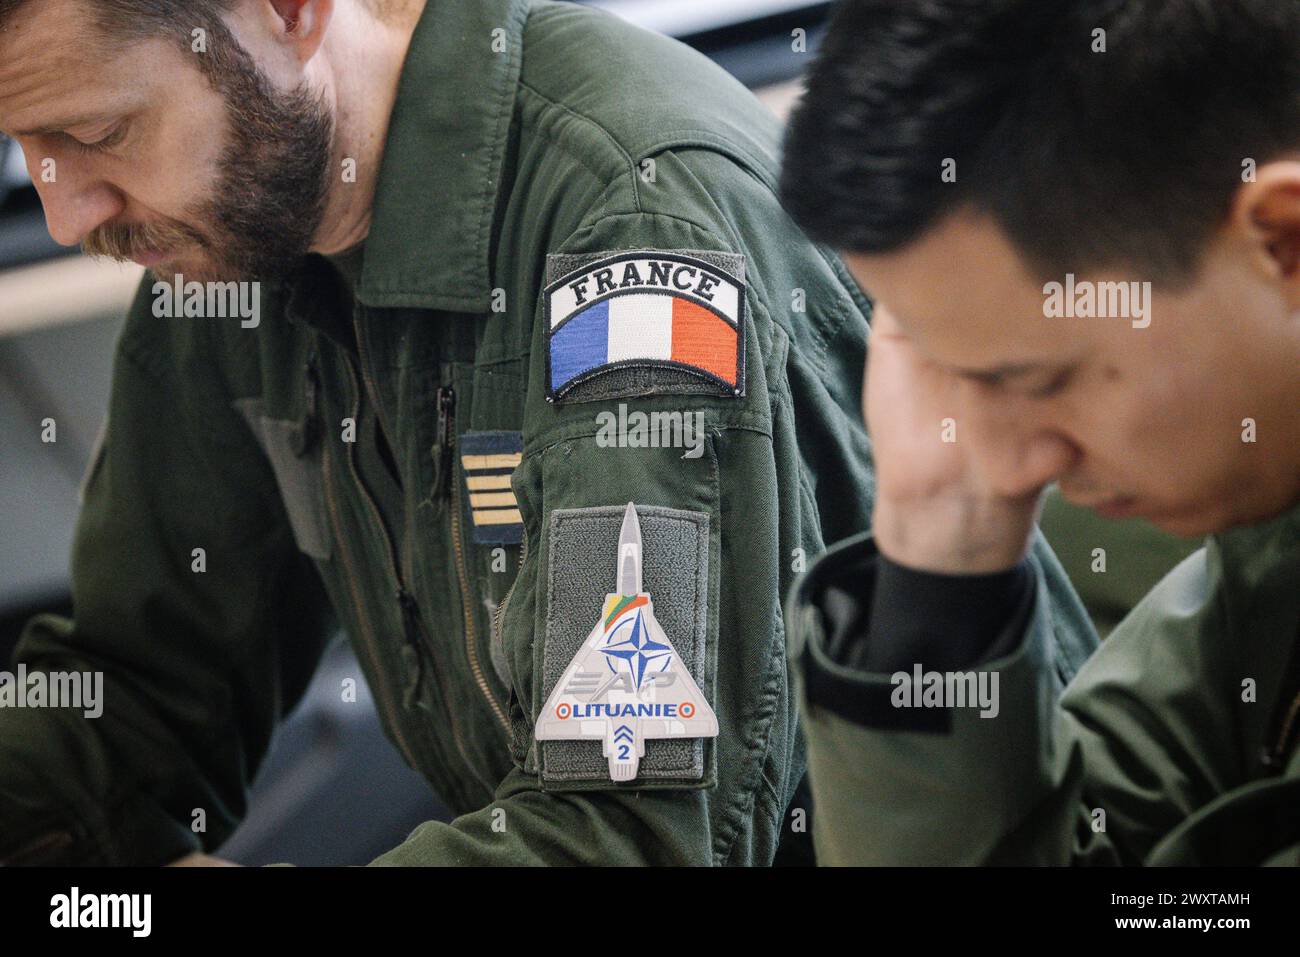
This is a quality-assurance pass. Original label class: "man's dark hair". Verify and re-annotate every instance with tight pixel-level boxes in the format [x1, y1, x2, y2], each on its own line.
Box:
[781, 0, 1300, 284]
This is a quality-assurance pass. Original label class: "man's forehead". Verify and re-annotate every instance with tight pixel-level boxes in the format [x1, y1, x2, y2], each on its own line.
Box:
[0, 2, 103, 126]
[849, 214, 1045, 310]
[847, 258, 1088, 378]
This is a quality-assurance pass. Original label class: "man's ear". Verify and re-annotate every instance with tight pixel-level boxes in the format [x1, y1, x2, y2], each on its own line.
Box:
[1231, 159, 1300, 309]
[264, 0, 335, 65]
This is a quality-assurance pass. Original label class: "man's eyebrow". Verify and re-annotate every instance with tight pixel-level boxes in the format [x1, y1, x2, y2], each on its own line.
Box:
[9, 113, 119, 137]
[952, 362, 1050, 385]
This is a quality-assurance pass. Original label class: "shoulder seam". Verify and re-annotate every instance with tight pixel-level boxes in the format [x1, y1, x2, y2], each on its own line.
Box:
[559, 208, 734, 254]
[516, 79, 642, 214]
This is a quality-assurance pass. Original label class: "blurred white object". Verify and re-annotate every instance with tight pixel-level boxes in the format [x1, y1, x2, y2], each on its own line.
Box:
[590, 0, 823, 37]
[0, 256, 144, 336]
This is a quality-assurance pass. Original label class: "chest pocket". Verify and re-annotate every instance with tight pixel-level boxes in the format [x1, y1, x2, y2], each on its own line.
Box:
[233, 397, 332, 561]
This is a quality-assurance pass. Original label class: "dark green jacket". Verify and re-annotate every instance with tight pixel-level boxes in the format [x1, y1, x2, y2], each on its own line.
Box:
[790, 504, 1300, 865]
[0, 0, 878, 865]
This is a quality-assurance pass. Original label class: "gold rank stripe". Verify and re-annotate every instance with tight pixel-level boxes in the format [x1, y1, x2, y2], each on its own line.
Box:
[470, 491, 517, 509]
[461, 452, 523, 471]
[473, 507, 524, 526]
[462, 451, 522, 528]
[459, 433, 525, 544]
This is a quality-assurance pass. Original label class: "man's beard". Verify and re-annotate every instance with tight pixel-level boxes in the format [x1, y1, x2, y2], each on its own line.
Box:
[83, 42, 333, 283]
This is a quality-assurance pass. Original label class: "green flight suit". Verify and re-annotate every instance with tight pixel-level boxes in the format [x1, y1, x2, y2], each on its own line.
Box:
[789, 500, 1300, 865]
[0, 0, 882, 865]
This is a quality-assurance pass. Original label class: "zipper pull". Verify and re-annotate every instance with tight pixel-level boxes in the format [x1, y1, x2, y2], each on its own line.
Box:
[432, 386, 457, 501]
[398, 587, 423, 646]
[294, 355, 322, 454]
[436, 386, 456, 446]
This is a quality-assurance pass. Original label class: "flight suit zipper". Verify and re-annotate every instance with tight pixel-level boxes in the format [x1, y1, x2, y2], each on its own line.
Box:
[440, 385, 513, 738]
[491, 530, 529, 670]
[321, 401, 420, 771]
[344, 318, 485, 783]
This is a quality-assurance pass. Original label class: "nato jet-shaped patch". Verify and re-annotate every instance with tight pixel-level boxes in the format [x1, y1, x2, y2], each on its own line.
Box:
[536, 502, 719, 782]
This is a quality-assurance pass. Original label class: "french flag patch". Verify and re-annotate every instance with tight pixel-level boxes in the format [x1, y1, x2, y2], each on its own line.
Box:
[543, 251, 745, 401]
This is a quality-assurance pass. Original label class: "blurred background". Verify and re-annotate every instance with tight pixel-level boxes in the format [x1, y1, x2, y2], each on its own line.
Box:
[0, 0, 1196, 865]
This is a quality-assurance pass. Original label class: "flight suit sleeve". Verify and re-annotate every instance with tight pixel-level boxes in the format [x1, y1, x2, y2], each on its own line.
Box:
[790, 529, 1243, 865]
[0, 281, 333, 866]
[371, 185, 872, 865]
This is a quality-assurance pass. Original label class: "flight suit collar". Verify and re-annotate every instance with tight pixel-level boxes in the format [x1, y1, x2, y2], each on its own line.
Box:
[353, 0, 530, 313]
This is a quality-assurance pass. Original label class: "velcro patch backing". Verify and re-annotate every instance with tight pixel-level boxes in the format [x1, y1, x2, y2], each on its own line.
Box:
[543, 250, 746, 403]
[460, 431, 523, 545]
[540, 504, 712, 784]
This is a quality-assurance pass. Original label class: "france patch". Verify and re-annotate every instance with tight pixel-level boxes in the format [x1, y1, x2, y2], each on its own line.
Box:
[544, 251, 746, 402]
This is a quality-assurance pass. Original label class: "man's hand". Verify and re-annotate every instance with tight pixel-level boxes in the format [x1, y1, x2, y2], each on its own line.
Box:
[865, 307, 1055, 574]
[167, 852, 240, 866]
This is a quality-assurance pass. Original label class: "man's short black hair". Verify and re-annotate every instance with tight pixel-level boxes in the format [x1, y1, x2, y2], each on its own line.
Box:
[781, 0, 1300, 284]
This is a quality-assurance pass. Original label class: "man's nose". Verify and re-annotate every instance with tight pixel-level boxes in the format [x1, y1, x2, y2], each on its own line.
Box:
[26, 149, 124, 247]
[962, 388, 1079, 500]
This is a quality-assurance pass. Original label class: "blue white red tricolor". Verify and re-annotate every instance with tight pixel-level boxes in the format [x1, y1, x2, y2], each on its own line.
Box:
[535, 502, 719, 781]
[544, 251, 745, 401]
